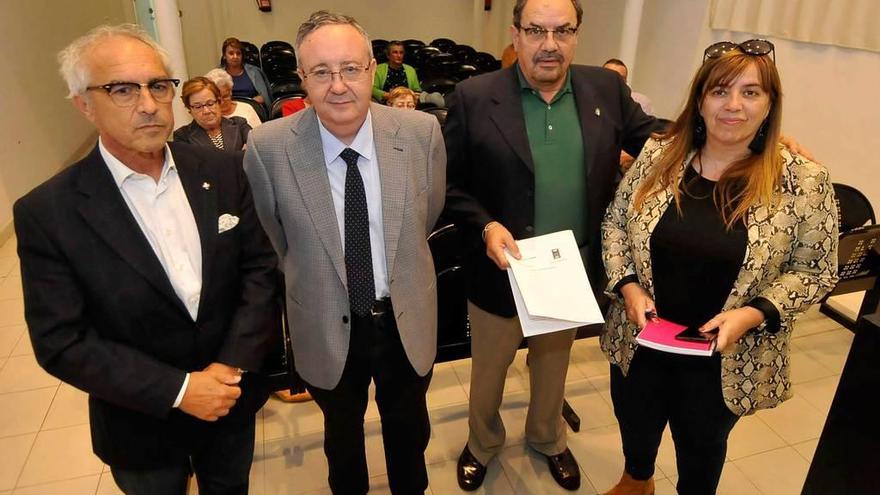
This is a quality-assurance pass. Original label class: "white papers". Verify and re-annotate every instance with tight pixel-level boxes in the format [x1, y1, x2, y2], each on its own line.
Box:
[505, 230, 604, 336]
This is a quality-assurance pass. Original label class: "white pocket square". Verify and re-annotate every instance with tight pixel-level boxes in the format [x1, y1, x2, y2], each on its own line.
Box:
[218, 214, 240, 233]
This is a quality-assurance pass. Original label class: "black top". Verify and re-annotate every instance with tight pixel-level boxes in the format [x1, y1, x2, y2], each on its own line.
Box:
[650, 166, 748, 328]
[383, 65, 408, 92]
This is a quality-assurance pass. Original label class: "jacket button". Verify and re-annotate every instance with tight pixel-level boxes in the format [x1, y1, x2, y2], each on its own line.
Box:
[525, 225, 534, 233]
[342, 315, 349, 324]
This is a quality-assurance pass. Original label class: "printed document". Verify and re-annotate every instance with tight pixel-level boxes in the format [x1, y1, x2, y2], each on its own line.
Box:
[504, 230, 604, 336]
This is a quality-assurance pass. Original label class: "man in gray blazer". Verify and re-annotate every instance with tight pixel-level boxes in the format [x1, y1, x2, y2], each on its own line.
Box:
[243, 10, 445, 495]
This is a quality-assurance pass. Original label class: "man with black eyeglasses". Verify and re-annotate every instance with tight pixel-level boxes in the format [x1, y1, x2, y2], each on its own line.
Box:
[443, 0, 662, 490]
[13, 24, 279, 494]
[243, 10, 445, 495]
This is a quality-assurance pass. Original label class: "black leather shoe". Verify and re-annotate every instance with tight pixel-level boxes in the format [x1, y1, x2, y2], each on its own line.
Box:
[545, 448, 581, 491]
[457, 445, 487, 491]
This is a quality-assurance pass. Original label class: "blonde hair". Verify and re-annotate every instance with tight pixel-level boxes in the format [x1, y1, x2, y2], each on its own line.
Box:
[633, 50, 783, 228]
[387, 86, 417, 107]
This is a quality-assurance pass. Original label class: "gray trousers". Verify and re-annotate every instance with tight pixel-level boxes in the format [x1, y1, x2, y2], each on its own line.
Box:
[466, 301, 577, 464]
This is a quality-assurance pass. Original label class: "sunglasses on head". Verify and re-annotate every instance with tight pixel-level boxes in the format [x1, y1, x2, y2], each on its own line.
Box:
[703, 39, 775, 62]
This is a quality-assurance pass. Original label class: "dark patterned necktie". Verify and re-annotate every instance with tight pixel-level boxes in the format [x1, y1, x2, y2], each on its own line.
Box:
[340, 148, 376, 316]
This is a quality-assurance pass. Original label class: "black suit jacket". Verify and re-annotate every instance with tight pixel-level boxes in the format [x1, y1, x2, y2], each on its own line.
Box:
[173, 116, 251, 151]
[443, 65, 662, 317]
[13, 142, 279, 468]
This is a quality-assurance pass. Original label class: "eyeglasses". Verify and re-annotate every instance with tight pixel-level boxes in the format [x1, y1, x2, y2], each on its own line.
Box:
[703, 39, 775, 62]
[516, 25, 579, 43]
[86, 79, 180, 107]
[190, 99, 218, 111]
[302, 63, 371, 85]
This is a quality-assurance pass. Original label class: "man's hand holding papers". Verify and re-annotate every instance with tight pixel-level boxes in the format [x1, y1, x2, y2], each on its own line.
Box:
[504, 230, 604, 336]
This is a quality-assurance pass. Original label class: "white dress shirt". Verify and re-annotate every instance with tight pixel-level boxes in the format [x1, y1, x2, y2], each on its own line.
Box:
[317, 112, 390, 299]
[100, 138, 201, 407]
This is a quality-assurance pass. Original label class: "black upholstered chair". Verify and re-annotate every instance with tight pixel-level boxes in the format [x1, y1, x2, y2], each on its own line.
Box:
[819, 183, 880, 330]
[232, 96, 267, 122]
[430, 37, 457, 53]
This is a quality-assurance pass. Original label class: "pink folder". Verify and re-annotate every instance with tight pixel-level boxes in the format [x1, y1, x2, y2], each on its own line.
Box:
[635, 318, 715, 356]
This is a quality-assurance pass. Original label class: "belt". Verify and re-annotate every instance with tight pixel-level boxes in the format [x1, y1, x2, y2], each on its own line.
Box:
[369, 297, 393, 317]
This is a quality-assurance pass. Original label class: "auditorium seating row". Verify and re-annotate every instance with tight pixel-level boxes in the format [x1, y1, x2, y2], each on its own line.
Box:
[230, 37, 502, 118]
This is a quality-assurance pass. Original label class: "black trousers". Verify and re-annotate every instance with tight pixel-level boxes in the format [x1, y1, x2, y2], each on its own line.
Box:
[110, 416, 255, 495]
[306, 300, 433, 495]
[610, 347, 739, 495]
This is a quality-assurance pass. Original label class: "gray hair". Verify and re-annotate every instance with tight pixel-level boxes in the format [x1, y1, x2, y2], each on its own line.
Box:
[294, 10, 372, 63]
[513, 0, 583, 28]
[204, 68, 234, 90]
[58, 23, 172, 99]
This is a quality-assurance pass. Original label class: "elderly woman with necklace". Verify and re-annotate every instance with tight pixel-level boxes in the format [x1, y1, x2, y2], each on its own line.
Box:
[174, 77, 251, 151]
[601, 41, 838, 495]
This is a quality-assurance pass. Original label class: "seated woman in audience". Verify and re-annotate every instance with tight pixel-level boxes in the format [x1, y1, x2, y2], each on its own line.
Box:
[174, 77, 251, 151]
[386, 86, 417, 110]
[600, 40, 838, 495]
[220, 37, 272, 109]
[204, 68, 262, 129]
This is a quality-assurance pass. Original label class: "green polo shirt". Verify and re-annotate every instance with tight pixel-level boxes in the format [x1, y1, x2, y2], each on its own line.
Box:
[517, 66, 586, 245]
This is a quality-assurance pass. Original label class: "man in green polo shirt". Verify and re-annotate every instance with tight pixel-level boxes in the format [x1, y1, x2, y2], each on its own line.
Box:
[443, 0, 660, 491]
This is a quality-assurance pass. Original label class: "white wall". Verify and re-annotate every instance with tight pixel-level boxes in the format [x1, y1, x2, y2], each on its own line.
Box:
[0, 0, 134, 241]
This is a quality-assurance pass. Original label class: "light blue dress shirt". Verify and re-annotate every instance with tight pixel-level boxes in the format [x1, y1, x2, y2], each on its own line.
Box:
[317, 112, 390, 299]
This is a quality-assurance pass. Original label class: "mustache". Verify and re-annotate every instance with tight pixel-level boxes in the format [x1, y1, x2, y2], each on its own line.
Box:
[532, 51, 564, 64]
[135, 116, 168, 128]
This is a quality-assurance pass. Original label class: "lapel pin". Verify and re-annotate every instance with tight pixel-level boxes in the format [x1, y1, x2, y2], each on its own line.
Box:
[202, 182, 211, 190]
[595, 107, 601, 117]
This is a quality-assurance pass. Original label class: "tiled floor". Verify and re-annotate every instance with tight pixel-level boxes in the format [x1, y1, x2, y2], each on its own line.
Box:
[0, 234, 856, 494]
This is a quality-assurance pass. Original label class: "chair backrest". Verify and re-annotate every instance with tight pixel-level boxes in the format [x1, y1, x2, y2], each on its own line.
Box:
[428, 223, 472, 359]
[454, 64, 480, 82]
[266, 67, 299, 86]
[834, 183, 876, 232]
[240, 41, 261, 67]
[402, 39, 426, 66]
[450, 44, 477, 63]
[470, 52, 502, 72]
[233, 96, 268, 122]
[270, 78, 304, 100]
[430, 37, 457, 53]
[260, 40, 294, 55]
[262, 49, 297, 74]
[421, 107, 448, 128]
[421, 77, 457, 96]
[372, 39, 389, 64]
[421, 53, 458, 79]
[414, 46, 442, 69]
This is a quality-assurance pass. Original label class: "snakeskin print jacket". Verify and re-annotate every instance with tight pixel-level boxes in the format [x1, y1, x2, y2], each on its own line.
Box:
[601, 138, 839, 416]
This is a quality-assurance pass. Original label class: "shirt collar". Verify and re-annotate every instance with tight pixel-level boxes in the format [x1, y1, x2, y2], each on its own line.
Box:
[317, 110, 374, 167]
[515, 63, 573, 103]
[99, 137, 176, 187]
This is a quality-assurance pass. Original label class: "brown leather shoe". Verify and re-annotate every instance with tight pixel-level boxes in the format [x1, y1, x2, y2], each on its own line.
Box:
[457, 445, 487, 491]
[545, 448, 580, 491]
[602, 471, 655, 495]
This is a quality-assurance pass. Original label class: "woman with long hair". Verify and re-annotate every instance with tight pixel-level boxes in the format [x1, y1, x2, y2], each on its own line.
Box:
[601, 41, 838, 495]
